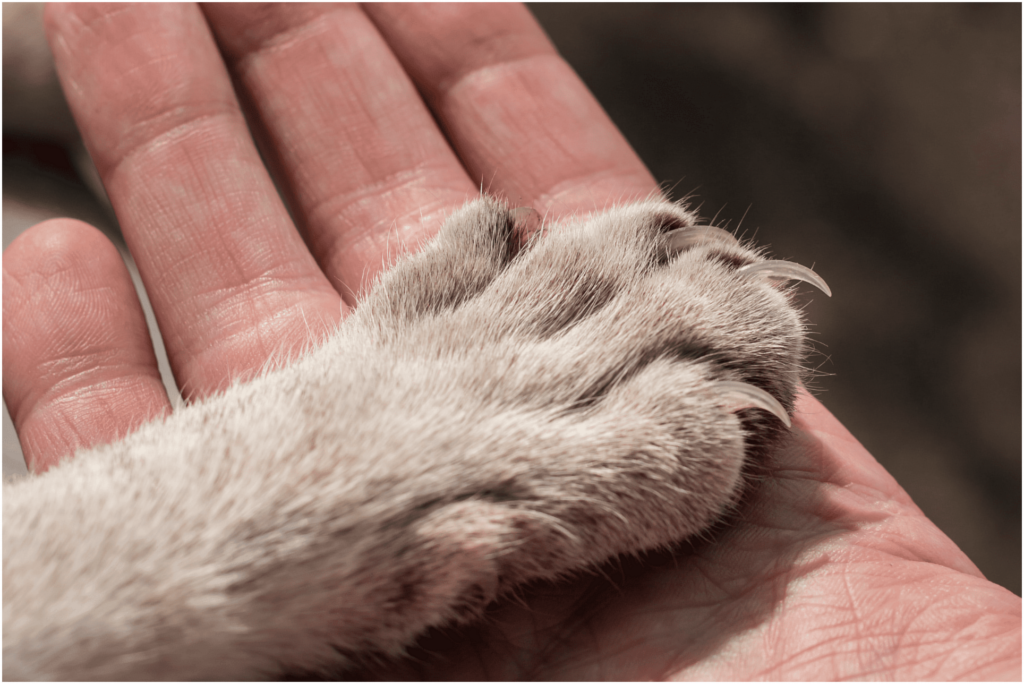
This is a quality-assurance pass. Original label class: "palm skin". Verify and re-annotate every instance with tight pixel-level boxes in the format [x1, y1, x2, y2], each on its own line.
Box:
[2, 4, 1019, 679]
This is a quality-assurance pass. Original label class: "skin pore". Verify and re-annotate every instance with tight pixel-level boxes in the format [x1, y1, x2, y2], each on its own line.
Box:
[2, 4, 1019, 679]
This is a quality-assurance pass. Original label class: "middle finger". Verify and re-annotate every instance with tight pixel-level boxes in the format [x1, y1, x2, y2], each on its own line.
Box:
[201, 2, 479, 303]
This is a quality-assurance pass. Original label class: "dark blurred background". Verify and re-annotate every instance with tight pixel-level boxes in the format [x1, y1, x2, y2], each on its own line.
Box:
[4, 4, 1020, 595]
[530, 3, 1021, 594]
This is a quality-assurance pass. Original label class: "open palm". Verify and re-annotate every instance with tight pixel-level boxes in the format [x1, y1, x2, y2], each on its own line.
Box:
[3, 4, 1018, 679]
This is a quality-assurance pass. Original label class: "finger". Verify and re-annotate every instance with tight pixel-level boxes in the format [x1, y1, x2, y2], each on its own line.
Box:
[44, 3, 342, 399]
[2, 220, 170, 473]
[200, 3, 478, 302]
[364, 3, 659, 217]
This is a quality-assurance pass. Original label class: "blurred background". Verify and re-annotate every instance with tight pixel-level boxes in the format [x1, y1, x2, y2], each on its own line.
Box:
[4, 4, 1020, 595]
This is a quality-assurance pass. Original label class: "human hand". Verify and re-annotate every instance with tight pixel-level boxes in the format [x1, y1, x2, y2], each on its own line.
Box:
[3, 3, 1019, 679]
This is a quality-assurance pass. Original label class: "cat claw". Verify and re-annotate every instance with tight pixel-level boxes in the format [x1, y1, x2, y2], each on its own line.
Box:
[512, 206, 542, 239]
[715, 381, 792, 428]
[662, 225, 739, 254]
[737, 260, 832, 297]
[511, 206, 539, 221]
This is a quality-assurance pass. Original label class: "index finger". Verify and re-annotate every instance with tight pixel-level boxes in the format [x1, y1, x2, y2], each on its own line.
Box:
[363, 3, 660, 217]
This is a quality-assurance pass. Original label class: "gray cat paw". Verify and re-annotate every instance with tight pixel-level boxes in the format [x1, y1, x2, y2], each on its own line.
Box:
[2, 196, 828, 679]
[350, 196, 824, 583]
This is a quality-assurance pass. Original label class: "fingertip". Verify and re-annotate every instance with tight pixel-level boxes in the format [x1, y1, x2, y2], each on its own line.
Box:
[7, 216, 115, 266]
[4, 218, 171, 473]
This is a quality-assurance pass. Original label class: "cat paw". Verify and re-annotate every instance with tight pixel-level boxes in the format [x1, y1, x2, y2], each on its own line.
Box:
[351, 196, 828, 587]
[2, 196, 829, 679]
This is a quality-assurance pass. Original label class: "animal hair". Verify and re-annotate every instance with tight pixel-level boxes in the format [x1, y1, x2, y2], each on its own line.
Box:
[3, 196, 816, 679]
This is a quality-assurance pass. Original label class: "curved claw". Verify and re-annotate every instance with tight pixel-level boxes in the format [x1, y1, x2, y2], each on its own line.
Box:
[737, 260, 831, 297]
[511, 206, 542, 239]
[715, 381, 791, 428]
[663, 225, 739, 254]
[511, 206, 538, 220]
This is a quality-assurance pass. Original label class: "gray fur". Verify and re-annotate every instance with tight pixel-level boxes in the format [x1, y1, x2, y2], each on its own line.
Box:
[3, 196, 807, 679]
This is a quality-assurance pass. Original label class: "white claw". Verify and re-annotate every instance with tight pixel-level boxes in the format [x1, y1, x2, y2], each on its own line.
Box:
[716, 381, 792, 428]
[512, 206, 542, 238]
[511, 206, 538, 221]
[663, 225, 739, 254]
[738, 260, 832, 297]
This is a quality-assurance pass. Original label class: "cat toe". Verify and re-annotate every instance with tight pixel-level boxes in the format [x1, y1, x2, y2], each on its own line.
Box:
[353, 197, 520, 325]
